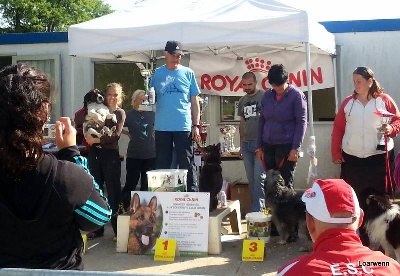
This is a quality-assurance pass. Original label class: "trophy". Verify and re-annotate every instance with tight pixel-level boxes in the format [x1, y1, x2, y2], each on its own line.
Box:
[375, 110, 394, 151]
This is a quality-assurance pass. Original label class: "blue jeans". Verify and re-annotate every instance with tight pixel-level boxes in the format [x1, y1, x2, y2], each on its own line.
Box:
[155, 131, 198, 192]
[242, 141, 266, 212]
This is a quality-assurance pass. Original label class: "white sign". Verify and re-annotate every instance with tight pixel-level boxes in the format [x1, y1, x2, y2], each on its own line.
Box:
[190, 52, 334, 96]
[128, 191, 210, 256]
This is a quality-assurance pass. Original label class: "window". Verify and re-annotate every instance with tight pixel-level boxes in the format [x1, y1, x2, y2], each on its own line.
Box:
[12, 55, 61, 122]
[220, 96, 241, 122]
[0, 56, 12, 70]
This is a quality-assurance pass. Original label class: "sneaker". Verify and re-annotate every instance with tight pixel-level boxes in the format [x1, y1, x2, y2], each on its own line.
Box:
[115, 203, 127, 216]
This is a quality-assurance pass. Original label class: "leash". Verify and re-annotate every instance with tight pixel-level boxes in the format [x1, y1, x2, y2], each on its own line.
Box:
[384, 136, 395, 199]
[263, 157, 285, 172]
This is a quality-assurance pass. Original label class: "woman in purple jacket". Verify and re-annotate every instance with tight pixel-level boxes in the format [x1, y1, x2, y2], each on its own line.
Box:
[256, 64, 307, 189]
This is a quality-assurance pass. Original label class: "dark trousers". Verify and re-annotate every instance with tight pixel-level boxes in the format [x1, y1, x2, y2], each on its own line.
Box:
[341, 150, 395, 245]
[263, 143, 297, 188]
[155, 131, 198, 192]
[122, 157, 156, 208]
[88, 146, 122, 235]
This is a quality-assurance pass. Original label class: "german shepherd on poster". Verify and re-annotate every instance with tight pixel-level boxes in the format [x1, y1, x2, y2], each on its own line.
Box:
[128, 193, 161, 254]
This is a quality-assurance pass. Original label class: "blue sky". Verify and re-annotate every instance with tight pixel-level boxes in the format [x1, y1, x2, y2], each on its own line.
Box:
[103, 0, 398, 22]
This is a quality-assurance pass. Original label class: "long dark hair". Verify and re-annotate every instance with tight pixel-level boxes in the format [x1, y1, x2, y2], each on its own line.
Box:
[0, 63, 53, 175]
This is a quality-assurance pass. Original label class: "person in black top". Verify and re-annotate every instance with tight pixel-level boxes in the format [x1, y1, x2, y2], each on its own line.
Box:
[0, 64, 111, 270]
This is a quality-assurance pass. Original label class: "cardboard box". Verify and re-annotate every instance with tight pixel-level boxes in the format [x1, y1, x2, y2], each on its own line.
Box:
[229, 182, 251, 217]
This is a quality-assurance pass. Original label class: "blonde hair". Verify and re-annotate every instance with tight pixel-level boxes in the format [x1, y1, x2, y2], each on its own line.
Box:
[105, 82, 125, 107]
[131, 89, 146, 105]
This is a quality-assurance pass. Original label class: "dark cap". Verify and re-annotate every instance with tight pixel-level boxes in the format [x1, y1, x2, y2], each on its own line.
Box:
[165, 41, 184, 55]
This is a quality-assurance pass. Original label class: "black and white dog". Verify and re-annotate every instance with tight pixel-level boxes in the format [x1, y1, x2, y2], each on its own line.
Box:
[363, 194, 400, 262]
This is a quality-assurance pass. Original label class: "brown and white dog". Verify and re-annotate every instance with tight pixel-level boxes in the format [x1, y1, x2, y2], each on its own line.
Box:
[127, 193, 159, 255]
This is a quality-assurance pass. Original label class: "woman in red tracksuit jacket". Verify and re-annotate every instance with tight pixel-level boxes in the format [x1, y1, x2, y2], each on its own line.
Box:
[331, 66, 400, 245]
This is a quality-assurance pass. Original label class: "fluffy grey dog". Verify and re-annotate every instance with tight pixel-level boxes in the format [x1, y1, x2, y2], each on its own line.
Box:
[264, 169, 309, 248]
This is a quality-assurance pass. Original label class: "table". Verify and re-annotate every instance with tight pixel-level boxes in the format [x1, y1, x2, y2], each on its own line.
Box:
[220, 152, 241, 161]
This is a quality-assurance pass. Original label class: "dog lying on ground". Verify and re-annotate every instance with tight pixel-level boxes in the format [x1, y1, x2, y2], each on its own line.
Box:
[83, 89, 117, 139]
[128, 193, 159, 255]
[199, 143, 223, 212]
[363, 194, 400, 262]
[264, 169, 310, 250]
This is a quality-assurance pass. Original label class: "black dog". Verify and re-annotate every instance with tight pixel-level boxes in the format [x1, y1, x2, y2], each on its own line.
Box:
[264, 169, 309, 247]
[199, 143, 223, 212]
[363, 195, 400, 262]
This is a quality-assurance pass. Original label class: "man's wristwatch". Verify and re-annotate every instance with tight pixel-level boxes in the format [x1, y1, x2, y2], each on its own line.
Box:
[192, 124, 200, 128]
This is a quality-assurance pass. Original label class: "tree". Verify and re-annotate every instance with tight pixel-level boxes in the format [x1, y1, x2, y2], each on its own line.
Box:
[0, 0, 112, 33]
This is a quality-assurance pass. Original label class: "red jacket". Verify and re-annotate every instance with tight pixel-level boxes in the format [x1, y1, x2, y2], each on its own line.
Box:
[277, 228, 400, 275]
[331, 93, 400, 161]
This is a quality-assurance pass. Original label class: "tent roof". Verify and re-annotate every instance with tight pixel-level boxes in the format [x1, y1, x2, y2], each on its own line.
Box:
[68, 0, 335, 61]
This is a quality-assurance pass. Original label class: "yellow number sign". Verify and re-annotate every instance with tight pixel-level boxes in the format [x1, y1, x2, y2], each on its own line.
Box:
[154, 238, 177, 262]
[242, 240, 265, 262]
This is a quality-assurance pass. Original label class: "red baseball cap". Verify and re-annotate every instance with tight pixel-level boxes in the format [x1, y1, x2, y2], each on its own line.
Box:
[302, 179, 361, 224]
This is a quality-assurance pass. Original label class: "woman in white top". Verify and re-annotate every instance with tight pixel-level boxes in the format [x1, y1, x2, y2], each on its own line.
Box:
[331, 66, 400, 245]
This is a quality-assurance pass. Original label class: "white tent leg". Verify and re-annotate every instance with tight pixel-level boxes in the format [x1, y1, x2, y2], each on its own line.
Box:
[305, 42, 313, 136]
[305, 42, 318, 184]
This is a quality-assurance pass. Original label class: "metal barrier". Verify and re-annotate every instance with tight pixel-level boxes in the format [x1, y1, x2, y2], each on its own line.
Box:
[0, 269, 206, 276]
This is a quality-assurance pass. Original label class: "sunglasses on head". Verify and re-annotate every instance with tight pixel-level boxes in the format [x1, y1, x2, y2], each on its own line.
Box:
[353, 67, 372, 79]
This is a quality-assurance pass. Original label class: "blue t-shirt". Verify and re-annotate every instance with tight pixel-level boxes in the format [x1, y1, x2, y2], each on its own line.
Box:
[150, 65, 200, 131]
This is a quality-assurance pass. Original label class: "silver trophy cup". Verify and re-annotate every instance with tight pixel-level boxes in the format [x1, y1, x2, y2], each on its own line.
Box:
[376, 116, 392, 150]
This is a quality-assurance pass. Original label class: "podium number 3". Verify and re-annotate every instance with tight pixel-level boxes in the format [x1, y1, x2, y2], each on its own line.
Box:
[249, 242, 258, 252]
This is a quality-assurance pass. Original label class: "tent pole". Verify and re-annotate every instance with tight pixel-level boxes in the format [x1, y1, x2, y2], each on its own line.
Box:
[305, 42, 318, 185]
[70, 56, 75, 117]
[305, 42, 314, 137]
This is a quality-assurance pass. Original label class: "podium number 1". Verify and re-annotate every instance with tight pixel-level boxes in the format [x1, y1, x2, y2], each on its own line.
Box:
[163, 240, 168, 250]
[154, 238, 176, 262]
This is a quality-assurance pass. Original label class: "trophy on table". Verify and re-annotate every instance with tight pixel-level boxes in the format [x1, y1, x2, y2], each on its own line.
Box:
[374, 110, 394, 151]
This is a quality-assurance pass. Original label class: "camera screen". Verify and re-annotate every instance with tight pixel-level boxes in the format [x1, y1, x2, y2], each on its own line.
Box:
[43, 127, 49, 137]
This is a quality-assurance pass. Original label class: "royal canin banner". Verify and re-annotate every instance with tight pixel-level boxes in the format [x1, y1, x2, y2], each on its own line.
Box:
[189, 52, 334, 96]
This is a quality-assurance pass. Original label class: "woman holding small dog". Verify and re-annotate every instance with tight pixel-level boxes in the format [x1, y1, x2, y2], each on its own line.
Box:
[85, 83, 126, 240]
[331, 66, 400, 245]
[0, 64, 111, 269]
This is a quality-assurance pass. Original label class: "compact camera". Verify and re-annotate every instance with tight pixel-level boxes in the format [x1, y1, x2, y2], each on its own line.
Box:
[43, 123, 56, 139]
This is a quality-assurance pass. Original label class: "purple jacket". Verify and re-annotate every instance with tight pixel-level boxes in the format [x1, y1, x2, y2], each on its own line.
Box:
[257, 84, 307, 150]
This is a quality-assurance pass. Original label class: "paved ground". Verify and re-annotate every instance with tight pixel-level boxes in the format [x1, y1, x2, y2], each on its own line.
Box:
[83, 219, 310, 276]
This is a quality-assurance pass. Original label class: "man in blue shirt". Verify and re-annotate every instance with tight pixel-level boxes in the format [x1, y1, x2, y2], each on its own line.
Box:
[150, 41, 201, 192]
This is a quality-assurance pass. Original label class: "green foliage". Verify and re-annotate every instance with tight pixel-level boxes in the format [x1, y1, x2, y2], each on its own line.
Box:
[0, 0, 112, 33]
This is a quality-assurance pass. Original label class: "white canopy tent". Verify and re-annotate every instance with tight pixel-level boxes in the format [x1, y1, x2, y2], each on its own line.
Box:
[68, 0, 335, 61]
[68, 0, 336, 182]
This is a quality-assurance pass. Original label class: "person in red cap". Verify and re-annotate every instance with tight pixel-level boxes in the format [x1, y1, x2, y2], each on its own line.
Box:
[277, 179, 400, 275]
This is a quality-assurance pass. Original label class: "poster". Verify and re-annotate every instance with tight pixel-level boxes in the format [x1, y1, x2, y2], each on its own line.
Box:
[128, 191, 210, 257]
